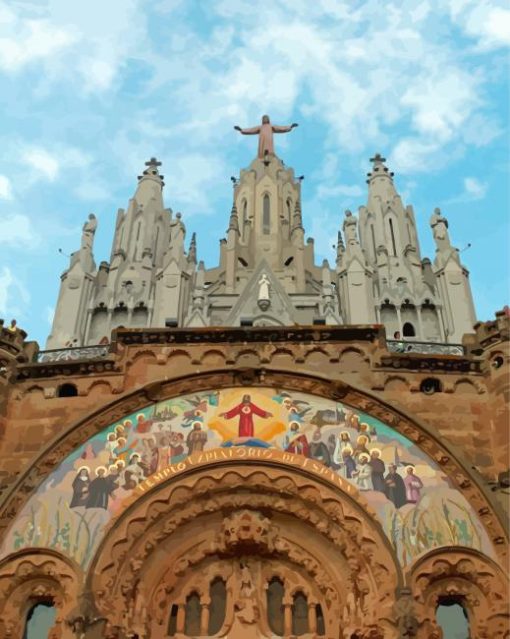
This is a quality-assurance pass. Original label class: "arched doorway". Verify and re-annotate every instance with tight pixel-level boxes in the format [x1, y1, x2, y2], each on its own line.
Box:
[88, 461, 402, 638]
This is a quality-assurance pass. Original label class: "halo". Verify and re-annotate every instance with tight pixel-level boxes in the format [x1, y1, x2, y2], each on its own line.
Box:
[77, 465, 89, 474]
[370, 448, 381, 456]
[95, 466, 107, 475]
[340, 430, 350, 438]
[359, 453, 370, 462]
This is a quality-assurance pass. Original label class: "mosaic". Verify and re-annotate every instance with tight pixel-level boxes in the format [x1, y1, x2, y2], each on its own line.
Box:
[1, 388, 493, 568]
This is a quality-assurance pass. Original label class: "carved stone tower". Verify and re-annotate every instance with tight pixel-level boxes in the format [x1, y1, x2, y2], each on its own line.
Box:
[47, 145, 477, 348]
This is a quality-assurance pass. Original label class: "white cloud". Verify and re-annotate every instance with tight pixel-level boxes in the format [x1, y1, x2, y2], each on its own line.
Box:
[0, 213, 38, 248]
[0, 1, 150, 92]
[0, 266, 30, 317]
[23, 148, 59, 181]
[0, 175, 13, 200]
[442, 176, 489, 205]
[449, 1, 510, 49]
[464, 177, 487, 199]
[21, 146, 91, 183]
[0, 6, 78, 71]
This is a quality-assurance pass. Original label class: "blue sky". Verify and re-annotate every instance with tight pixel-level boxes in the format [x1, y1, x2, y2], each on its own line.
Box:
[0, 0, 508, 348]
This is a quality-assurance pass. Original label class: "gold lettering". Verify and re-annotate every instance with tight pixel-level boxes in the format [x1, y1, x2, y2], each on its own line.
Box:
[235, 448, 247, 457]
[283, 453, 294, 463]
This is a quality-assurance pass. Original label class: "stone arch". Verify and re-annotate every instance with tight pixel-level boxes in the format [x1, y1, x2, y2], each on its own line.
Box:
[87, 462, 402, 638]
[0, 548, 81, 639]
[407, 546, 510, 638]
[453, 377, 484, 395]
[0, 369, 506, 568]
[200, 349, 227, 367]
[85, 379, 114, 397]
[383, 375, 411, 392]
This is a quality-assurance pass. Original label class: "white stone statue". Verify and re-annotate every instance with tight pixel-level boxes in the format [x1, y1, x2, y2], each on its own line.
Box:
[81, 214, 97, 252]
[258, 274, 270, 301]
[343, 210, 358, 245]
[430, 207, 451, 251]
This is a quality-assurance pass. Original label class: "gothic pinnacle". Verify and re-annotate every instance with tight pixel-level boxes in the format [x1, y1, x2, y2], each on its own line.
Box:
[188, 232, 197, 264]
[228, 204, 240, 233]
[367, 152, 394, 182]
[292, 200, 303, 232]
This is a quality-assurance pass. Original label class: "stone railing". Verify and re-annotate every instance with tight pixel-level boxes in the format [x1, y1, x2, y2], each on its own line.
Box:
[386, 340, 464, 356]
[36, 345, 109, 363]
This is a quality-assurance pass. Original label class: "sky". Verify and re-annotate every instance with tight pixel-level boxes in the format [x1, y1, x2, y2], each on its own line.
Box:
[0, 0, 508, 349]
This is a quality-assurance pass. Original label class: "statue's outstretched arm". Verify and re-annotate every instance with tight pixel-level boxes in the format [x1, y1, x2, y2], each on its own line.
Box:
[234, 125, 260, 135]
[272, 123, 298, 133]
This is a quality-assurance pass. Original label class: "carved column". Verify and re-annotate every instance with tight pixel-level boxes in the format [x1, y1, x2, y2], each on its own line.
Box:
[307, 601, 317, 634]
[176, 602, 186, 634]
[200, 596, 211, 635]
[283, 596, 293, 636]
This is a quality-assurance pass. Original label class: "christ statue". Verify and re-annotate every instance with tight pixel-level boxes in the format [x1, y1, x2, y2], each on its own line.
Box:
[234, 115, 298, 158]
[219, 394, 273, 437]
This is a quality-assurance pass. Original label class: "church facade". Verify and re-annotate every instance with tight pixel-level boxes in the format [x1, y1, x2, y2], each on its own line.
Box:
[0, 131, 508, 639]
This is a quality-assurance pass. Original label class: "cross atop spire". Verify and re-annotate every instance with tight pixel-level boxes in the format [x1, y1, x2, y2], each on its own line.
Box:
[145, 157, 162, 168]
[369, 153, 386, 164]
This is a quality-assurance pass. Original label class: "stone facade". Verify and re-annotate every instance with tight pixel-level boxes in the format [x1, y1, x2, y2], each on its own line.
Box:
[0, 146, 507, 639]
[47, 152, 475, 348]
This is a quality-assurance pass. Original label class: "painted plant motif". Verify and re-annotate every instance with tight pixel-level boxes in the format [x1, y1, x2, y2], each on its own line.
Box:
[1, 388, 493, 568]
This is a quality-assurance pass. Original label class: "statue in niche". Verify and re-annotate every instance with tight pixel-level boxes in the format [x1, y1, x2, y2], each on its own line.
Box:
[81, 213, 97, 252]
[258, 273, 270, 306]
[234, 115, 298, 158]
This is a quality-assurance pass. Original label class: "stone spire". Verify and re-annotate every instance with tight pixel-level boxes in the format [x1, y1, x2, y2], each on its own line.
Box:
[187, 232, 197, 266]
[429, 207, 476, 341]
[228, 203, 240, 235]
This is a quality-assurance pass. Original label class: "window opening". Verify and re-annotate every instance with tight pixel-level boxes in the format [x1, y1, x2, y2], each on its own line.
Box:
[23, 602, 56, 639]
[208, 578, 227, 635]
[184, 592, 201, 636]
[263, 195, 271, 234]
[167, 604, 178, 636]
[389, 218, 397, 256]
[292, 591, 309, 636]
[267, 577, 284, 636]
[436, 596, 470, 639]
[403, 322, 415, 337]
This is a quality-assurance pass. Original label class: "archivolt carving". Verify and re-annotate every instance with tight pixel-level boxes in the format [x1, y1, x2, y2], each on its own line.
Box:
[0, 549, 81, 639]
[408, 547, 510, 639]
[88, 464, 400, 637]
[0, 370, 507, 567]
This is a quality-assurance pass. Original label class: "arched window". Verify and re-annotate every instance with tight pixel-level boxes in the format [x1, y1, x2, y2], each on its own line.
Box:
[263, 194, 271, 235]
[241, 199, 248, 240]
[184, 592, 201, 636]
[370, 224, 377, 258]
[316, 603, 326, 636]
[267, 577, 284, 636]
[436, 596, 470, 639]
[153, 225, 160, 265]
[167, 604, 178, 637]
[292, 591, 309, 636]
[388, 218, 397, 256]
[57, 383, 77, 398]
[23, 601, 56, 639]
[134, 220, 142, 260]
[286, 198, 292, 224]
[208, 577, 227, 635]
[403, 322, 415, 337]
